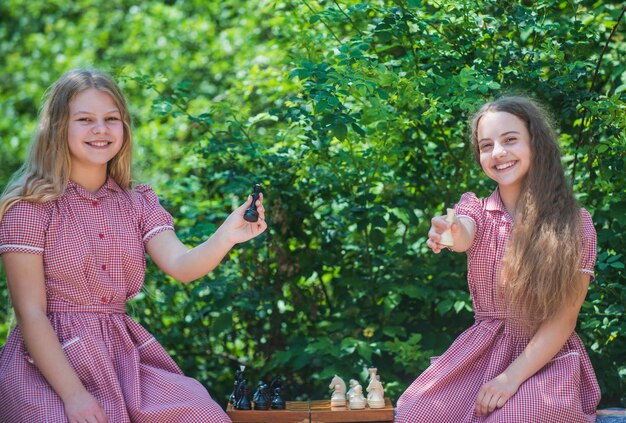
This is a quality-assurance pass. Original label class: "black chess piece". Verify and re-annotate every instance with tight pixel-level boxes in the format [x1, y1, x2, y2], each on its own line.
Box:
[235, 378, 252, 410]
[230, 367, 245, 405]
[271, 387, 285, 410]
[253, 380, 270, 410]
[243, 184, 262, 222]
[269, 377, 283, 394]
[269, 377, 283, 403]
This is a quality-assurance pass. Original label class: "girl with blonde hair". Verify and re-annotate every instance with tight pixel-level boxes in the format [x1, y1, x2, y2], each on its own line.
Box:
[396, 96, 600, 422]
[0, 69, 266, 422]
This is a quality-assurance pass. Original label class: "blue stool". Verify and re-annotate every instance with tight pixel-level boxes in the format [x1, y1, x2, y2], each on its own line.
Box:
[597, 409, 626, 422]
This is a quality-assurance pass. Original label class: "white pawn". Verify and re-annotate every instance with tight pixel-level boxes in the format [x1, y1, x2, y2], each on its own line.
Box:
[366, 368, 385, 409]
[348, 384, 366, 410]
[439, 208, 455, 247]
[329, 375, 346, 407]
[346, 379, 358, 400]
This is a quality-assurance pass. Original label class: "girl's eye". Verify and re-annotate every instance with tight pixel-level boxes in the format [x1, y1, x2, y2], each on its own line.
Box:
[479, 143, 493, 151]
[106, 116, 120, 121]
[505, 137, 516, 143]
[77, 118, 91, 122]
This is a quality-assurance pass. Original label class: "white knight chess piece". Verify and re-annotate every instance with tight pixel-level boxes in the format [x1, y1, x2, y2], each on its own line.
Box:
[329, 375, 346, 407]
[366, 368, 385, 409]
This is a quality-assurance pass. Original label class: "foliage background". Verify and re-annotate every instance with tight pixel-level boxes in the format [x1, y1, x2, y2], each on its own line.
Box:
[1, 0, 624, 409]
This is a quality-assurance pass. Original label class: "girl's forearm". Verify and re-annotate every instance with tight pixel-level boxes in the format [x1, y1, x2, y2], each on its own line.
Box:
[169, 228, 235, 283]
[502, 274, 589, 386]
[18, 312, 88, 402]
[147, 228, 236, 283]
[502, 315, 577, 386]
[147, 196, 266, 282]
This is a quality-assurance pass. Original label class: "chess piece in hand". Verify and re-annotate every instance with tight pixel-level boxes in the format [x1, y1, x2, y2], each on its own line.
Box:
[439, 208, 456, 247]
[244, 184, 262, 222]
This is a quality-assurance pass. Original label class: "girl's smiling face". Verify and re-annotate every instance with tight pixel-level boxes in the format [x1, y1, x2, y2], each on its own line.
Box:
[476, 111, 532, 195]
[67, 88, 124, 180]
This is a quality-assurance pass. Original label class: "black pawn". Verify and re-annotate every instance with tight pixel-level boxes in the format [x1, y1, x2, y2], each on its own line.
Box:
[243, 184, 262, 222]
[253, 381, 270, 410]
[271, 387, 285, 410]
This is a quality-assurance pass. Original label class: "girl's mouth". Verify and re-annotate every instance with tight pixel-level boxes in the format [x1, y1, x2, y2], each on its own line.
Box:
[495, 161, 516, 171]
[86, 140, 112, 148]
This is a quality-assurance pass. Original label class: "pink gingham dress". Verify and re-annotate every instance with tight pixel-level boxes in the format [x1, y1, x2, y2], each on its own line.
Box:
[0, 178, 231, 423]
[396, 190, 600, 423]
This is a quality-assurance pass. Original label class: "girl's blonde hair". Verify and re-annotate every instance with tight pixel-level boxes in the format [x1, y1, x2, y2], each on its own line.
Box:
[470, 96, 582, 328]
[0, 69, 133, 219]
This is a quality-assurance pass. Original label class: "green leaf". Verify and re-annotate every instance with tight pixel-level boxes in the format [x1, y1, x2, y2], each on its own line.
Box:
[370, 228, 385, 246]
[351, 122, 366, 137]
[332, 123, 348, 140]
[436, 300, 453, 315]
[357, 342, 373, 362]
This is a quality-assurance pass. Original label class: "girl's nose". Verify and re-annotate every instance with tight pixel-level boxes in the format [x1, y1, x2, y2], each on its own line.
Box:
[92, 121, 108, 134]
[492, 142, 506, 158]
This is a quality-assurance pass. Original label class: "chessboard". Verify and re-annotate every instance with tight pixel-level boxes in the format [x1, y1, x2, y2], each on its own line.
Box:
[227, 401, 309, 423]
[226, 399, 394, 423]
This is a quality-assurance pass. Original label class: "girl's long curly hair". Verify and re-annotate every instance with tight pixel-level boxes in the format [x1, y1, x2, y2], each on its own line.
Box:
[470, 96, 582, 328]
[0, 69, 133, 220]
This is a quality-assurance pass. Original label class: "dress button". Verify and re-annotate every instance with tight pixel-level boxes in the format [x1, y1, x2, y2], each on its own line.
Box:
[92, 200, 99, 207]
[99, 233, 105, 239]
[101, 296, 108, 303]
[101, 264, 107, 271]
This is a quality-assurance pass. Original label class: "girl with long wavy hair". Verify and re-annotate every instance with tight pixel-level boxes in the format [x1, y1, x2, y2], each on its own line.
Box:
[0, 69, 266, 422]
[396, 96, 600, 422]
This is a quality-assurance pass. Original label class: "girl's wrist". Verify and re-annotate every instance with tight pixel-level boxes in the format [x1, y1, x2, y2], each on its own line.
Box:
[213, 225, 237, 248]
[57, 379, 88, 403]
[502, 366, 525, 388]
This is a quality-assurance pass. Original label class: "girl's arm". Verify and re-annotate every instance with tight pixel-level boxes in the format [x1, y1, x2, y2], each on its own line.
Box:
[475, 273, 591, 416]
[146, 194, 267, 283]
[3, 252, 108, 423]
[426, 215, 475, 253]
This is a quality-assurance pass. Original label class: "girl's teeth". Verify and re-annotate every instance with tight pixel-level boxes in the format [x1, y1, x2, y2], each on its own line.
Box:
[496, 162, 514, 170]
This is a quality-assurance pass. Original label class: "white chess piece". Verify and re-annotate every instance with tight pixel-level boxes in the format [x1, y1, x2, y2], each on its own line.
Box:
[439, 208, 455, 246]
[348, 384, 366, 410]
[366, 368, 385, 409]
[346, 379, 358, 400]
[329, 375, 346, 407]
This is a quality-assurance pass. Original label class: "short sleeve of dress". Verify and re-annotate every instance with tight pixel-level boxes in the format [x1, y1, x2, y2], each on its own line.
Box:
[135, 185, 175, 246]
[579, 208, 597, 281]
[454, 192, 485, 253]
[0, 200, 51, 255]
